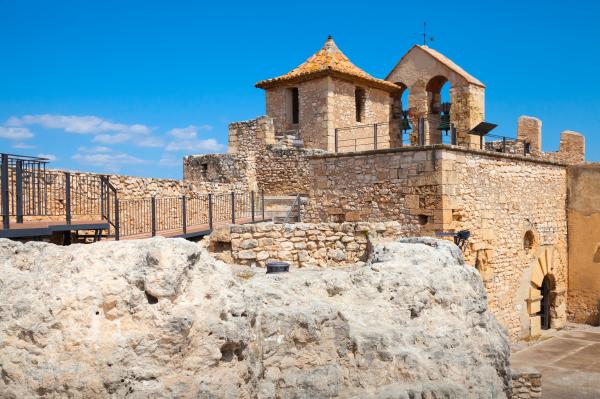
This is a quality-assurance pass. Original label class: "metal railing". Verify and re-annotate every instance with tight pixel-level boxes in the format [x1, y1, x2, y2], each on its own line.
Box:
[333, 120, 532, 156]
[335, 122, 395, 153]
[117, 191, 264, 238]
[1, 153, 265, 241]
[483, 134, 530, 156]
[1, 154, 118, 234]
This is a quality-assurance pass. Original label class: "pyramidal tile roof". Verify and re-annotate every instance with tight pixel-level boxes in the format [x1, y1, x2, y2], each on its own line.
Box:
[255, 36, 399, 91]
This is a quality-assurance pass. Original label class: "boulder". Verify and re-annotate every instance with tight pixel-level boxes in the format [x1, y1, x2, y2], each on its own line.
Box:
[0, 237, 511, 398]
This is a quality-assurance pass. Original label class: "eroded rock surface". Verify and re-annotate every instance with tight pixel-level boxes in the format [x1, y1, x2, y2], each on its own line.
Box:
[0, 237, 510, 398]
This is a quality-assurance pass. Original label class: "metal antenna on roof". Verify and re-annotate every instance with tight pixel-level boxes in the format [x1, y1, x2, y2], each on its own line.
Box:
[422, 22, 434, 46]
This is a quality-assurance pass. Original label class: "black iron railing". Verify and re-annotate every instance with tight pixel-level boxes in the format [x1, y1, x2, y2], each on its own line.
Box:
[1, 153, 265, 241]
[117, 191, 264, 238]
[333, 119, 457, 153]
[1, 153, 121, 238]
[333, 120, 532, 156]
[1, 153, 50, 227]
[483, 134, 530, 156]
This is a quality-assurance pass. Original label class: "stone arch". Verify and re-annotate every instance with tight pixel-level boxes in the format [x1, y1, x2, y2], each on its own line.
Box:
[425, 75, 451, 144]
[390, 82, 411, 147]
[526, 246, 562, 336]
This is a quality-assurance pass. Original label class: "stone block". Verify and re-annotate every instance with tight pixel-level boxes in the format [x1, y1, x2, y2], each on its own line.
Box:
[240, 239, 258, 250]
[237, 250, 257, 260]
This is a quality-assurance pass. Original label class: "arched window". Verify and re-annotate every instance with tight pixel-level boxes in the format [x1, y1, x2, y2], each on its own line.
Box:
[524, 230, 536, 252]
[391, 83, 408, 119]
[355, 87, 366, 123]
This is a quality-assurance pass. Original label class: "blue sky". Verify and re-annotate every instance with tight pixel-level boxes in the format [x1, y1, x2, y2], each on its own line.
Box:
[0, 0, 598, 178]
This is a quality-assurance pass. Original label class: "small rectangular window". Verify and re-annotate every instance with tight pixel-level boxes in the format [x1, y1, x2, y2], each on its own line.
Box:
[355, 87, 366, 123]
[291, 88, 299, 124]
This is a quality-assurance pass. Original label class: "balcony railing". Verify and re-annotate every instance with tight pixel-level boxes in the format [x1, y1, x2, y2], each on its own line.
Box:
[333, 120, 531, 156]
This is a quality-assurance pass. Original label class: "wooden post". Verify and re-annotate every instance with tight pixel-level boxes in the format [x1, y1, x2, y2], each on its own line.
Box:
[335, 129, 339, 152]
[65, 172, 71, 225]
[151, 196, 156, 237]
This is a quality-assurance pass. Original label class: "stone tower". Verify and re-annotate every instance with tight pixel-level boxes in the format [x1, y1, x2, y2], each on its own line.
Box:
[255, 36, 399, 152]
[386, 45, 486, 148]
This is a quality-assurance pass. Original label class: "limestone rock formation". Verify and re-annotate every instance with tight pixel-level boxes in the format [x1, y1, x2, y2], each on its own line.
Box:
[0, 237, 510, 398]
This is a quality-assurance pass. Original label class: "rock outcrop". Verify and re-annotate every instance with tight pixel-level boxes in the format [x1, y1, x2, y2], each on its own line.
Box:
[0, 237, 510, 398]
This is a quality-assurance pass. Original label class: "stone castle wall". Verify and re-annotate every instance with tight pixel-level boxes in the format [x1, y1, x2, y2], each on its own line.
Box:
[255, 148, 321, 195]
[567, 164, 600, 325]
[185, 117, 323, 196]
[208, 221, 406, 267]
[301, 146, 569, 338]
[446, 151, 569, 338]
[302, 148, 441, 233]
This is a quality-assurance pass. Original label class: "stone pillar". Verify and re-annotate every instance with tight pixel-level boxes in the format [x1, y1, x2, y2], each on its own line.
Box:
[517, 116, 542, 154]
[450, 85, 484, 149]
[559, 130, 585, 164]
[408, 82, 428, 145]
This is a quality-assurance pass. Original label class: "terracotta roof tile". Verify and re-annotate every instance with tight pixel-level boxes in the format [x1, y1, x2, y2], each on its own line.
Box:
[256, 36, 399, 92]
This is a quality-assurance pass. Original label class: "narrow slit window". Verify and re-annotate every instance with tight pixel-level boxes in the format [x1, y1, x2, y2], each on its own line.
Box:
[355, 87, 366, 123]
[291, 88, 299, 124]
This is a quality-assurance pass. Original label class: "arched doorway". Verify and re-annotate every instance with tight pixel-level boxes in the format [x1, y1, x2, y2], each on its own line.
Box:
[525, 245, 564, 336]
[540, 275, 551, 330]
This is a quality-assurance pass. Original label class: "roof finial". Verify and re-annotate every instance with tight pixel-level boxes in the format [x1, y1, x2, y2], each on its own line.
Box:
[327, 34, 333, 41]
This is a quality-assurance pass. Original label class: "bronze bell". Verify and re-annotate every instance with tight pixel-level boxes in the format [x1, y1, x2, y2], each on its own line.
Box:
[437, 102, 451, 132]
[400, 110, 412, 132]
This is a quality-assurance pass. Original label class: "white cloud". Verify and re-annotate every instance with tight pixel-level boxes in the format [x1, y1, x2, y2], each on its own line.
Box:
[12, 142, 36, 149]
[168, 126, 198, 139]
[7, 114, 152, 135]
[165, 138, 223, 152]
[37, 153, 57, 161]
[137, 136, 164, 148]
[72, 146, 145, 172]
[92, 133, 132, 144]
[158, 153, 181, 166]
[77, 146, 111, 153]
[165, 125, 224, 153]
[0, 126, 34, 140]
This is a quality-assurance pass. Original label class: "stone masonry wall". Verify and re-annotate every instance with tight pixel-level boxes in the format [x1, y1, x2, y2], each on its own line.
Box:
[302, 148, 443, 236]
[185, 117, 325, 196]
[330, 79, 391, 152]
[446, 151, 568, 338]
[255, 147, 322, 195]
[301, 146, 569, 338]
[567, 164, 600, 325]
[208, 221, 406, 267]
[510, 369, 542, 399]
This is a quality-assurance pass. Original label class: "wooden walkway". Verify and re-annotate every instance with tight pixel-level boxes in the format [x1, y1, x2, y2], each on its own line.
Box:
[118, 216, 266, 240]
[0, 220, 108, 238]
